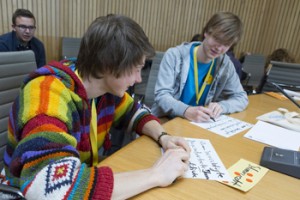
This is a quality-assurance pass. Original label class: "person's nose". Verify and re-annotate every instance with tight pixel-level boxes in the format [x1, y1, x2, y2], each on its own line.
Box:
[135, 72, 142, 83]
[215, 43, 223, 50]
[24, 28, 31, 33]
[215, 44, 228, 53]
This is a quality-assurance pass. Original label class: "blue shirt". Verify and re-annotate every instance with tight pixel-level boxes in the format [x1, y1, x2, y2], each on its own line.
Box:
[0, 31, 46, 68]
[180, 44, 215, 106]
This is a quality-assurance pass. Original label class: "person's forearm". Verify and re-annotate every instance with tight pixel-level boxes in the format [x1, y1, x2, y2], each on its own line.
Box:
[157, 96, 189, 117]
[141, 120, 165, 141]
[112, 168, 159, 200]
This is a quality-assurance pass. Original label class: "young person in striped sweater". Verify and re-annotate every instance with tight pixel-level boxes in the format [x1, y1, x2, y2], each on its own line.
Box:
[3, 14, 190, 200]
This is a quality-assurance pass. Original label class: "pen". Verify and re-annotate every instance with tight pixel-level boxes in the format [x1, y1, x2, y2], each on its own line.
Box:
[210, 117, 216, 122]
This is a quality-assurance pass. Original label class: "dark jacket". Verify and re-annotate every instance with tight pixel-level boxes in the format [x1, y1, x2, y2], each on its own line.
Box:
[0, 31, 46, 68]
[226, 50, 242, 79]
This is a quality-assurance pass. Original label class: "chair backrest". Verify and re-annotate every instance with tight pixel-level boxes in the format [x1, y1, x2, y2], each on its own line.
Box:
[0, 50, 37, 171]
[61, 37, 82, 59]
[242, 54, 266, 89]
[263, 61, 300, 92]
[144, 51, 164, 107]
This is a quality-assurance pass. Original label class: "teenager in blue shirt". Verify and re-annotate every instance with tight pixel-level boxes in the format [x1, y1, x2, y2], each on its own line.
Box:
[0, 8, 46, 68]
[152, 12, 248, 122]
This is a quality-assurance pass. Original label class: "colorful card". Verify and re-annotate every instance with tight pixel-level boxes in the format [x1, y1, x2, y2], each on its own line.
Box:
[219, 159, 269, 192]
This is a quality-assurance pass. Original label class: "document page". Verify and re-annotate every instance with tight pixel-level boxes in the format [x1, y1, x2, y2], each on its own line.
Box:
[191, 115, 253, 138]
[184, 138, 231, 181]
[244, 120, 300, 151]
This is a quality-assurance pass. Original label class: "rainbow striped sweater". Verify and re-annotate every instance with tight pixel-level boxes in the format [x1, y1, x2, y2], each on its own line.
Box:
[4, 60, 157, 199]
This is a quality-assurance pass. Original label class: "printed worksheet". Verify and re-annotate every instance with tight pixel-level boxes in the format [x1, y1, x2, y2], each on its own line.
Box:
[184, 138, 231, 181]
[191, 115, 253, 138]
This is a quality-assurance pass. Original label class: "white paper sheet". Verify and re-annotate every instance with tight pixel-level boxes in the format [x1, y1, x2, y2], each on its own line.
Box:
[191, 115, 253, 138]
[244, 120, 300, 151]
[284, 89, 300, 98]
[184, 138, 231, 181]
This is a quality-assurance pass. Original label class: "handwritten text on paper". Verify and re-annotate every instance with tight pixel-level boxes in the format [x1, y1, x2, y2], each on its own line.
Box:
[191, 115, 252, 137]
[184, 138, 231, 181]
[219, 159, 269, 192]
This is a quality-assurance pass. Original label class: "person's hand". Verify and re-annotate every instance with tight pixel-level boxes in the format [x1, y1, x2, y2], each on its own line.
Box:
[151, 148, 190, 187]
[207, 102, 223, 118]
[184, 106, 213, 122]
[160, 135, 191, 154]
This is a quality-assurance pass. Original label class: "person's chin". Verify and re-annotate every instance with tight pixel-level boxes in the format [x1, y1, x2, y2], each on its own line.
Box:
[22, 36, 32, 42]
[210, 53, 221, 60]
[209, 51, 218, 58]
[115, 90, 126, 98]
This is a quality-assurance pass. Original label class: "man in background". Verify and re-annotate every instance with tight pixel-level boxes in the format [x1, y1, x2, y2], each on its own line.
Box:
[0, 8, 46, 68]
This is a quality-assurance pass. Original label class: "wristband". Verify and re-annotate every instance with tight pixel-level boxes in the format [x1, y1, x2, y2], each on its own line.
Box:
[157, 132, 169, 147]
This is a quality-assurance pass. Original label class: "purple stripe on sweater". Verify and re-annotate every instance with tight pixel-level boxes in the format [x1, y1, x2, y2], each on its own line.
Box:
[20, 145, 78, 163]
[98, 106, 114, 119]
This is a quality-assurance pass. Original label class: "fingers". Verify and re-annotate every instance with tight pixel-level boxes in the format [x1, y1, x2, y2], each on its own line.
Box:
[153, 148, 190, 187]
[208, 102, 222, 118]
[166, 148, 190, 166]
[196, 106, 212, 122]
[185, 105, 221, 123]
[173, 138, 191, 154]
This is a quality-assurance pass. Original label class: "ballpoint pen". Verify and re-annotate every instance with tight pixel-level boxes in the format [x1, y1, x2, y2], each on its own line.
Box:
[210, 117, 216, 122]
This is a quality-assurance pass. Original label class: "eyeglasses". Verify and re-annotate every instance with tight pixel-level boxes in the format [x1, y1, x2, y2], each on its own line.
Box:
[14, 24, 36, 32]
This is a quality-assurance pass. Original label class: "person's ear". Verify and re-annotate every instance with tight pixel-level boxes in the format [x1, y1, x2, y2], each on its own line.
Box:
[12, 24, 16, 31]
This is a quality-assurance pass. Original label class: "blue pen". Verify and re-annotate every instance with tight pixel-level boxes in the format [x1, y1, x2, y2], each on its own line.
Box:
[210, 117, 216, 122]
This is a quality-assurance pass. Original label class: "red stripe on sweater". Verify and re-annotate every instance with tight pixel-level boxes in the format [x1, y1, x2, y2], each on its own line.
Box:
[136, 114, 160, 134]
[92, 167, 114, 200]
[22, 114, 68, 139]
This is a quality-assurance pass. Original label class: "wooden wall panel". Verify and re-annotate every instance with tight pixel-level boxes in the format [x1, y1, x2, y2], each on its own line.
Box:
[0, 0, 299, 63]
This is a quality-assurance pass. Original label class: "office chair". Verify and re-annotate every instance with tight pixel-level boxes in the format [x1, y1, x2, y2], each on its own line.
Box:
[131, 60, 152, 102]
[262, 61, 300, 92]
[242, 54, 266, 92]
[0, 50, 37, 199]
[143, 51, 165, 107]
[61, 37, 82, 59]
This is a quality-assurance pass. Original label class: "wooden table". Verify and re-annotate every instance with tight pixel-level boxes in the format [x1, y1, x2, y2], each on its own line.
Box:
[99, 94, 300, 199]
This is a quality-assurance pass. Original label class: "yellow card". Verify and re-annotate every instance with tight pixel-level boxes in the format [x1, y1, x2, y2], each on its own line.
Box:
[219, 159, 269, 192]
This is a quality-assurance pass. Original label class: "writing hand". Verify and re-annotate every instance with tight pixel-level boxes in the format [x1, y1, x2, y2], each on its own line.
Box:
[184, 106, 213, 123]
[207, 102, 222, 118]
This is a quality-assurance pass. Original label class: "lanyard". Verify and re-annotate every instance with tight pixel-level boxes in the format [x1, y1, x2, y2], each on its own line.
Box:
[90, 99, 98, 166]
[193, 46, 214, 105]
[74, 70, 98, 166]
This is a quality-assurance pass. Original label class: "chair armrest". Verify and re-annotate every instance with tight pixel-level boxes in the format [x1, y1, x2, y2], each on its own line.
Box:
[0, 184, 25, 199]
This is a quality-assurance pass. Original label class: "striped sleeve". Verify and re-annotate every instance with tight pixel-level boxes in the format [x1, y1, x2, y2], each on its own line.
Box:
[113, 93, 160, 135]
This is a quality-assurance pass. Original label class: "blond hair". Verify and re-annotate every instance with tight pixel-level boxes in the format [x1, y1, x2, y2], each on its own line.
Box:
[201, 12, 243, 46]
